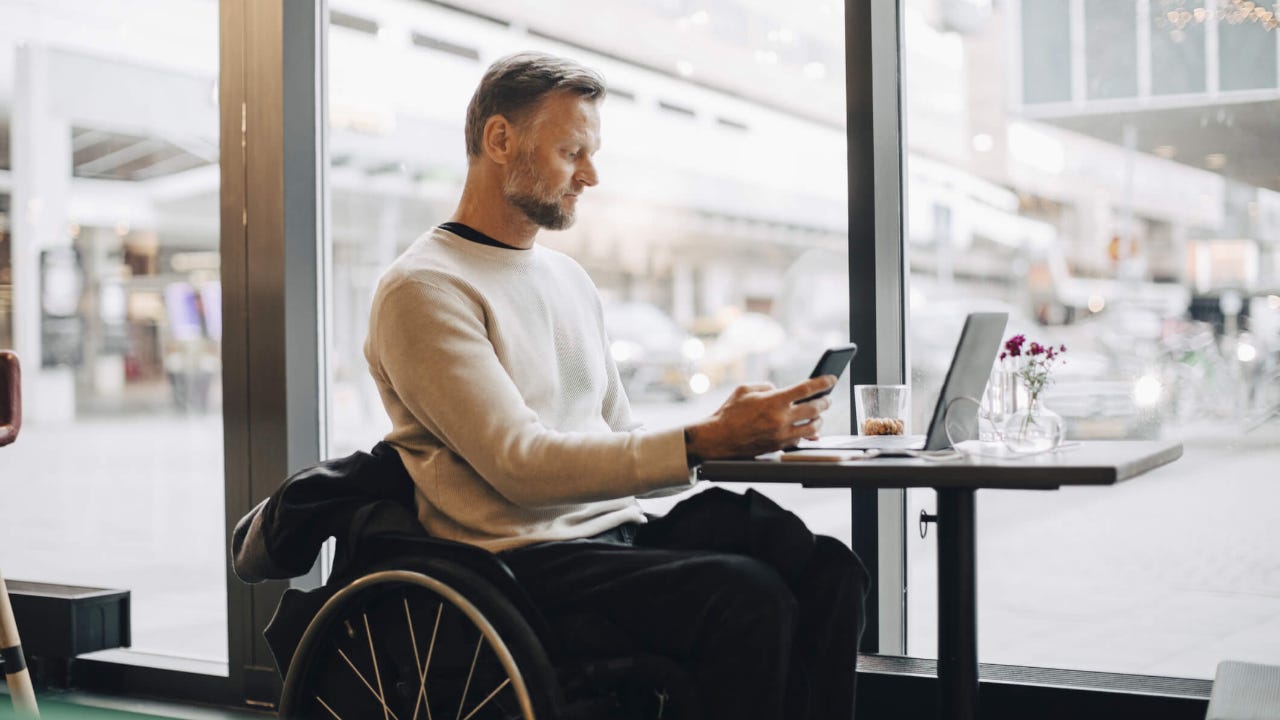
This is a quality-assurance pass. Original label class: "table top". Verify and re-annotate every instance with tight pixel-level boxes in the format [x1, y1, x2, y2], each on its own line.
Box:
[696, 440, 1183, 490]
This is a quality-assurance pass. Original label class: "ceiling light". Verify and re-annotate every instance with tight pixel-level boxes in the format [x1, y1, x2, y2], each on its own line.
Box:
[1205, 153, 1227, 169]
[1153, 145, 1176, 159]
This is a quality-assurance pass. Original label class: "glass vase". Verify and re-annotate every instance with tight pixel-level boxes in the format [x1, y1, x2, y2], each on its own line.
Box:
[1001, 396, 1064, 453]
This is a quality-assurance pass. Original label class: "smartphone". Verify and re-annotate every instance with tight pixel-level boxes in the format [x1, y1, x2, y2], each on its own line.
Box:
[799, 343, 858, 402]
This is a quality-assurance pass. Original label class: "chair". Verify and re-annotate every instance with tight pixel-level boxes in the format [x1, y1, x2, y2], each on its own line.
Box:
[233, 443, 699, 719]
[0, 350, 40, 718]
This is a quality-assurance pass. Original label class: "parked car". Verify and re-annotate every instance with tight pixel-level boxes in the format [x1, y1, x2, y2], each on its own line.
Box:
[602, 300, 707, 401]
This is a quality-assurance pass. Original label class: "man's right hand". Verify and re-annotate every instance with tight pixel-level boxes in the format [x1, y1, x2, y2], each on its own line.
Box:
[683, 376, 837, 464]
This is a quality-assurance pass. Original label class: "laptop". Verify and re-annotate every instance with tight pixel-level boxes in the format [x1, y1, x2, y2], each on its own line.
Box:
[796, 311, 1009, 454]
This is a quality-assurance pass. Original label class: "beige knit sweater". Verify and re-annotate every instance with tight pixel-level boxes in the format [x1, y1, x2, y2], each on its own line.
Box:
[364, 227, 694, 552]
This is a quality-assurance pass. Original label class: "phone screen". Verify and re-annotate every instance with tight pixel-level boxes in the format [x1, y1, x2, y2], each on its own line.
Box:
[800, 343, 857, 402]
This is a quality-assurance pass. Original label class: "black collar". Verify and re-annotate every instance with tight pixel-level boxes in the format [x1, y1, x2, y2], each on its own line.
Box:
[438, 222, 527, 250]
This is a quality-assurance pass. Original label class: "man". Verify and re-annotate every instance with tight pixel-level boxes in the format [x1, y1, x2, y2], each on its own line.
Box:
[365, 51, 868, 720]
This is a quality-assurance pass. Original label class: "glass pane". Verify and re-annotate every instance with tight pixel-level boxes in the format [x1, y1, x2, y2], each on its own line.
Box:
[905, 0, 1280, 678]
[1151, 2, 1207, 95]
[1022, 0, 1073, 104]
[1219, 14, 1278, 92]
[0, 0, 225, 666]
[324, 1, 853, 542]
[1085, 0, 1139, 99]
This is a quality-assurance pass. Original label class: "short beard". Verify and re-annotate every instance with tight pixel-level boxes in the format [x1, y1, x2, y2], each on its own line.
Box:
[502, 149, 575, 231]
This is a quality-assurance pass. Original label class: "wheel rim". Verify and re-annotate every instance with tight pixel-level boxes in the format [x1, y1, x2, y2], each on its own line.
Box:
[280, 570, 541, 720]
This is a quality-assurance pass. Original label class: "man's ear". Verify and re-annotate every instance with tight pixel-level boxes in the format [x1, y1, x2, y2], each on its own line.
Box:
[482, 115, 517, 165]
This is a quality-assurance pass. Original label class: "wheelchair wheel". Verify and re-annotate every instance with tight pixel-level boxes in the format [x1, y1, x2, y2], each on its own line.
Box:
[278, 565, 562, 720]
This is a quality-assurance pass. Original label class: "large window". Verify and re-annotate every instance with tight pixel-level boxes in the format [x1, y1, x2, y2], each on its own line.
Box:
[323, 0, 859, 541]
[0, 0, 225, 667]
[904, 0, 1280, 678]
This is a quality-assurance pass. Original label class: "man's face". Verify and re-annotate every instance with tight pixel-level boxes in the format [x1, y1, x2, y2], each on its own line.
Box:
[502, 92, 600, 230]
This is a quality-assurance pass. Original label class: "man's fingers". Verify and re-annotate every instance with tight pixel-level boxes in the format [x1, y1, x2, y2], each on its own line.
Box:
[789, 396, 830, 422]
[734, 382, 775, 397]
[786, 417, 822, 442]
[779, 375, 837, 404]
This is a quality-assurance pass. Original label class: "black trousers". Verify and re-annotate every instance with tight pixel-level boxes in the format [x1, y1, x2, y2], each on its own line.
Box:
[500, 487, 870, 720]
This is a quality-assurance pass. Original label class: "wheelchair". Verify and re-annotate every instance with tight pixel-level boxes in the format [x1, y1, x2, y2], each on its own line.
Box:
[233, 443, 700, 720]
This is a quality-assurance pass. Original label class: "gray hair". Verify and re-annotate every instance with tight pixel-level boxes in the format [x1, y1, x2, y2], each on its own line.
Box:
[464, 52, 606, 158]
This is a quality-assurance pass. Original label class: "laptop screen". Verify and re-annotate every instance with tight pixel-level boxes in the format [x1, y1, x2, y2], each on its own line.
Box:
[922, 312, 1009, 450]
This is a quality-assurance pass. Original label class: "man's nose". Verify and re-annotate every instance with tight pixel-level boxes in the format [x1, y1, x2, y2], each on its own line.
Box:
[577, 157, 599, 187]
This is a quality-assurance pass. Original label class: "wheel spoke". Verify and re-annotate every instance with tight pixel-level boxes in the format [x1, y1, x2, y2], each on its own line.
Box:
[405, 597, 428, 720]
[412, 601, 444, 720]
[460, 678, 512, 720]
[316, 695, 343, 719]
[337, 647, 402, 720]
[364, 613, 392, 720]
[455, 635, 485, 720]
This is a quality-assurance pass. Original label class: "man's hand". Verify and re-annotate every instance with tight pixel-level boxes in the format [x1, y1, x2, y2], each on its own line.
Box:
[684, 376, 837, 464]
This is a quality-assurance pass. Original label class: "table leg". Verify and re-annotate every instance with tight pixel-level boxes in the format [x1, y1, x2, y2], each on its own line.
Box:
[937, 487, 978, 720]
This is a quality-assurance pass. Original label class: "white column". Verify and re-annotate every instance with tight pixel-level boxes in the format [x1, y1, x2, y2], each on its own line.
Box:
[11, 44, 76, 423]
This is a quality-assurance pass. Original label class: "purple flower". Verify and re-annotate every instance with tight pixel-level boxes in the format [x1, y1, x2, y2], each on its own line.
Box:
[1002, 334, 1068, 401]
[1004, 334, 1025, 357]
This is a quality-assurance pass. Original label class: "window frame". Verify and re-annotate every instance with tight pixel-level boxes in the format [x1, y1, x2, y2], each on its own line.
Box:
[72, 0, 327, 708]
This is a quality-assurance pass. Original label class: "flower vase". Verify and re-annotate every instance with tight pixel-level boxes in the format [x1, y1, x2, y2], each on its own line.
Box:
[1001, 395, 1064, 453]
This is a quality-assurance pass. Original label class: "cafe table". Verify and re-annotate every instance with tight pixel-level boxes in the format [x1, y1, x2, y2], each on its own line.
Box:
[697, 439, 1183, 720]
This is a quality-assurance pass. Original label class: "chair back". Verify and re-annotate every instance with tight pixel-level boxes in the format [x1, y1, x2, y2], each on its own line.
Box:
[0, 350, 20, 448]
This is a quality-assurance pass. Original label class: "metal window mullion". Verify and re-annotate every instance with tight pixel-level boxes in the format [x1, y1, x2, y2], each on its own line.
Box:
[219, 0, 254, 700]
[223, 0, 326, 707]
[846, 0, 908, 656]
[872, 0, 908, 658]
[282, 0, 326, 489]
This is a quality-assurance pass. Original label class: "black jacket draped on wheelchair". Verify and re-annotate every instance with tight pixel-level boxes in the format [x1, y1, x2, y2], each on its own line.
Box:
[232, 442, 699, 720]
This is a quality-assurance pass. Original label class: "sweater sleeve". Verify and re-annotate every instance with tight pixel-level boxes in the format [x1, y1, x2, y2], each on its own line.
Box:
[370, 279, 692, 508]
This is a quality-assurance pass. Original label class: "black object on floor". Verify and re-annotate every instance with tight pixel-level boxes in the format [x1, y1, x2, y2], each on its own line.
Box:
[4, 581, 130, 686]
